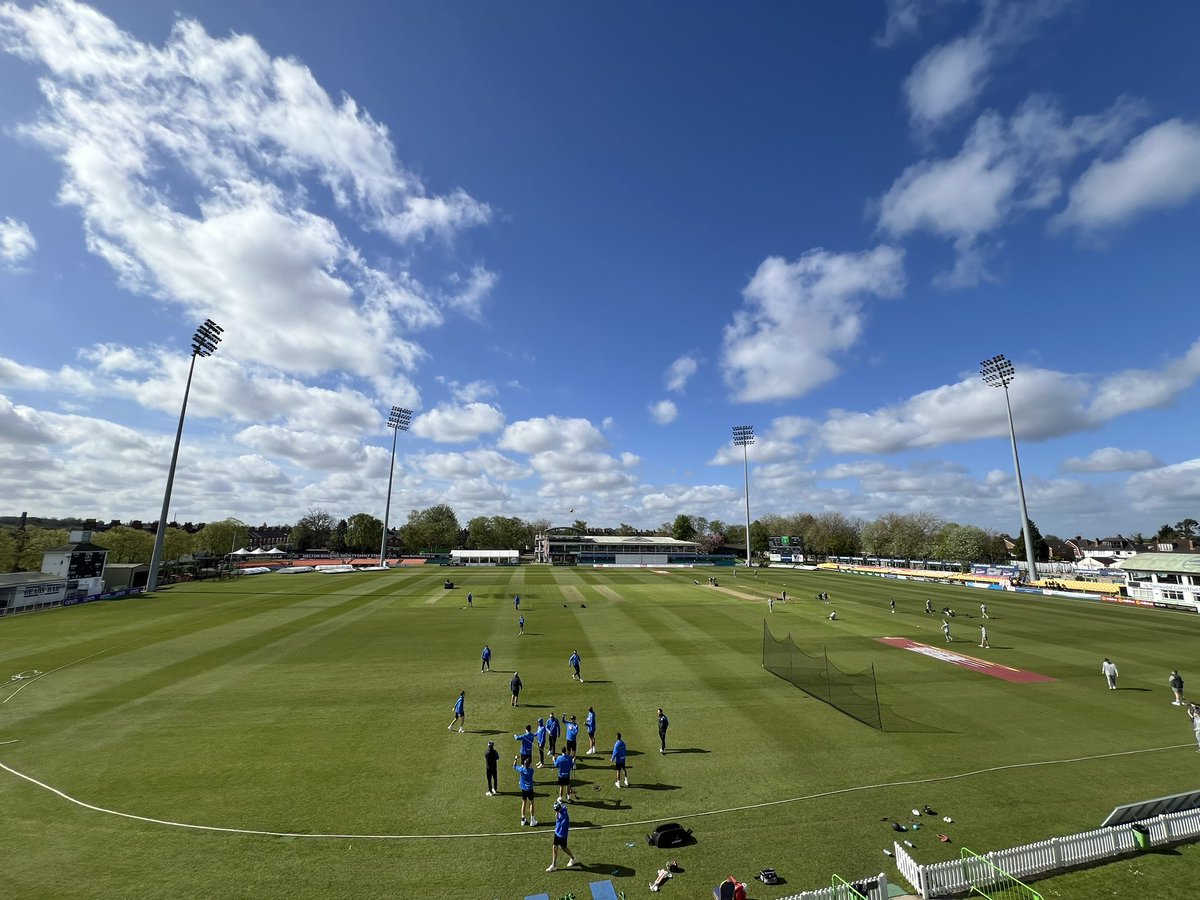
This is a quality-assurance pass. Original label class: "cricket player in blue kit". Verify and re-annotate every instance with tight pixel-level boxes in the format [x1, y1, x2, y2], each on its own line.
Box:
[545, 800, 578, 871]
[449, 690, 465, 732]
[564, 715, 580, 754]
[611, 732, 628, 787]
[585, 706, 597, 754]
[514, 757, 537, 827]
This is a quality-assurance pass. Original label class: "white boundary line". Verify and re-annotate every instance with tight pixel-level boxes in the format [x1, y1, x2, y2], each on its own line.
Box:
[2, 743, 1192, 841]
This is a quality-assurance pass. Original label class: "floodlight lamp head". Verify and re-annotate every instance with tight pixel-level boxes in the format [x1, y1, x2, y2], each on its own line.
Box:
[387, 406, 413, 431]
[191, 319, 223, 357]
[980, 353, 1014, 388]
[731, 424, 755, 446]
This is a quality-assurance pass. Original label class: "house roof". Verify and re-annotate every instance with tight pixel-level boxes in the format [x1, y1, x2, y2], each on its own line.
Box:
[1116, 553, 1200, 574]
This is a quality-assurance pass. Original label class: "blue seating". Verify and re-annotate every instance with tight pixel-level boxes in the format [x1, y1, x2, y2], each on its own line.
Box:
[590, 880, 620, 900]
[524, 894, 550, 900]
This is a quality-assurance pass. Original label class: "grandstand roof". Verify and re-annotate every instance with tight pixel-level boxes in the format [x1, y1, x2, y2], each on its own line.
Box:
[1116, 553, 1200, 574]
[583, 535, 695, 546]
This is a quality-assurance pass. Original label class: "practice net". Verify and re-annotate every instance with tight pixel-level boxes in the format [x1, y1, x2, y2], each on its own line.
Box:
[763, 622, 882, 730]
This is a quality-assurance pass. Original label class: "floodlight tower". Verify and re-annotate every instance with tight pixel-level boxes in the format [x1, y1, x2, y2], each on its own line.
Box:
[379, 406, 413, 566]
[732, 424, 755, 568]
[980, 354, 1038, 583]
[147, 319, 223, 592]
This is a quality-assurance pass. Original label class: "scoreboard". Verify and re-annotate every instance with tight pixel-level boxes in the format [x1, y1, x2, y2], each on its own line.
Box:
[768, 536, 804, 553]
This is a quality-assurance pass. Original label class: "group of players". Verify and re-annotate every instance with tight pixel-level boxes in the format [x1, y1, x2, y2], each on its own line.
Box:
[448, 592, 672, 873]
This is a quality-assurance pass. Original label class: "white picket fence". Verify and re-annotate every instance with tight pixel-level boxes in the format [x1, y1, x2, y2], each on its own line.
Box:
[776, 872, 890, 900]
[892, 806, 1200, 897]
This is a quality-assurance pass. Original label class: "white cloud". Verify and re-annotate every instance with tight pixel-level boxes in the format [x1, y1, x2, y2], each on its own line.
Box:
[0, 0, 493, 391]
[1127, 459, 1200, 511]
[411, 449, 528, 482]
[705, 420, 811, 468]
[0, 217, 36, 268]
[498, 416, 608, 455]
[876, 0, 951, 47]
[905, 35, 994, 130]
[664, 355, 698, 392]
[234, 424, 374, 470]
[435, 378, 497, 404]
[878, 96, 1144, 284]
[903, 0, 1074, 129]
[1062, 448, 1162, 474]
[411, 403, 506, 443]
[648, 399, 678, 425]
[0, 394, 55, 444]
[817, 341, 1200, 455]
[721, 246, 905, 402]
[1053, 120, 1200, 231]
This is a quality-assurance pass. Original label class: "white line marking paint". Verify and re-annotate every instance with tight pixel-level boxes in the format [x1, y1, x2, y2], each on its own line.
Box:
[3, 743, 1191, 841]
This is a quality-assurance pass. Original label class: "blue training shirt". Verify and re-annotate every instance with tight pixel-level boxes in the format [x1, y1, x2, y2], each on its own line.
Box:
[611, 739, 626, 764]
[515, 731, 536, 754]
[536, 722, 547, 746]
[514, 763, 533, 791]
[554, 806, 570, 839]
[565, 721, 579, 741]
[546, 716, 560, 736]
[554, 753, 574, 778]
[585, 710, 595, 733]
[453, 695, 464, 715]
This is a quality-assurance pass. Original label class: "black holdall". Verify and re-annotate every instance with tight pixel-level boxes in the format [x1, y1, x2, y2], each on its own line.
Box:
[757, 868, 778, 885]
[646, 822, 693, 848]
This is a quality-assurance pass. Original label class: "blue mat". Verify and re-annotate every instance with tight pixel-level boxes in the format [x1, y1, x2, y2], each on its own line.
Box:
[590, 880, 620, 900]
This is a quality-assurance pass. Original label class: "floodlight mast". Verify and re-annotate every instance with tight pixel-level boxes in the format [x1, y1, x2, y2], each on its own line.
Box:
[147, 319, 223, 592]
[980, 354, 1039, 583]
[732, 425, 755, 568]
[379, 406, 412, 566]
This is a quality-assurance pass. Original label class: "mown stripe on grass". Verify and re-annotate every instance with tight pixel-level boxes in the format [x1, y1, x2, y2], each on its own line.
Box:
[4, 582, 400, 741]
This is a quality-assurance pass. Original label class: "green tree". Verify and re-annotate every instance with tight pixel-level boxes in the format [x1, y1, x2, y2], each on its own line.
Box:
[0, 529, 17, 572]
[570, 519, 589, 535]
[671, 514, 697, 542]
[330, 519, 349, 553]
[803, 512, 861, 559]
[616, 522, 638, 536]
[291, 509, 336, 552]
[16, 527, 69, 571]
[1014, 519, 1049, 563]
[193, 519, 249, 557]
[163, 527, 194, 563]
[95, 526, 155, 563]
[345, 513, 383, 553]
[401, 504, 461, 552]
[1155, 523, 1177, 541]
[1176, 518, 1199, 538]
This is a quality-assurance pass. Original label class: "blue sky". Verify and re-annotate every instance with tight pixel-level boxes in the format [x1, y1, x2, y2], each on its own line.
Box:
[1, 0, 1198, 538]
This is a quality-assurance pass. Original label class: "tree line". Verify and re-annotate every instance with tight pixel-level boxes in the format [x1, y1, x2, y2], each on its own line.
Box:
[3, 508, 1194, 572]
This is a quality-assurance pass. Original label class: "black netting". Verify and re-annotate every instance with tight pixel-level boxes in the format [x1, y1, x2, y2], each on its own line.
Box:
[763, 622, 882, 730]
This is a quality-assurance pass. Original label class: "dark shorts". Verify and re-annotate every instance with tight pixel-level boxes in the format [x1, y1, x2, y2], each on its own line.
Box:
[566, 739, 577, 752]
[521, 788, 535, 800]
[586, 728, 595, 737]
[613, 761, 625, 770]
[558, 775, 571, 786]
[553, 835, 568, 848]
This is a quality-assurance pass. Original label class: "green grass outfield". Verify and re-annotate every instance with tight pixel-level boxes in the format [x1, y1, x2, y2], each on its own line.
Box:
[2, 566, 1198, 899]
